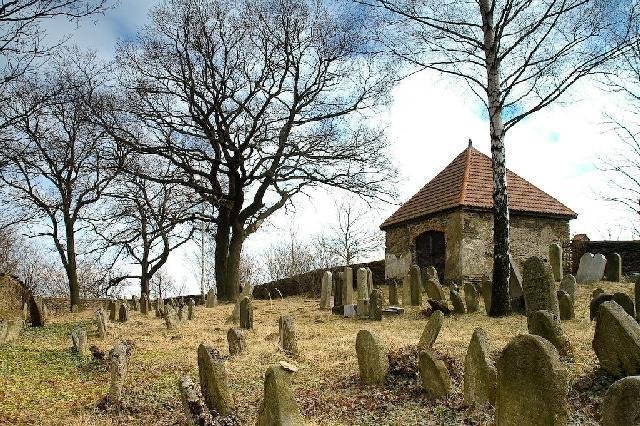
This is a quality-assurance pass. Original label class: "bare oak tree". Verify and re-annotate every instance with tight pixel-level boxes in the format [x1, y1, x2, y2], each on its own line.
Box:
[363, 0, 635, 315]
[327, 200, 383, 264]
[105, 0, 398, 301]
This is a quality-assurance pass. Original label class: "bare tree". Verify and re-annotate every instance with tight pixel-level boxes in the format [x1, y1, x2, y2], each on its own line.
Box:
[261, 227, 316, 282]
[327, 200, 384, 265]
[104, 0, 398, 301]
[0, 51, 124, 309]
[149, 266, 178, 300]
[363, 0, 636, 315]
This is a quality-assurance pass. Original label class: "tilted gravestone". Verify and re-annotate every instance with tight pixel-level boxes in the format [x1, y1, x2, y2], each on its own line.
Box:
[559, 274, 576, 303]
[557, 291, 574, 320]
[522, 256, 560, 320]
[177, 376, 213, 426]
[28, 295, 45, 327]
[205, 288, 217, 308]
[320, 271, 332, 310]
[356, 330, 388, 385]
[593, 301, 640, 377]
[71, 327, 87, 354]
[118, 304, 129, 323]
[356, 268, 369, 318]
[239, 296, 253, 330]
[418, 310, 443, 350]
[509, 255, 525, 304]
[593, 288, 605, 299]
[227, 328, 246, 356]
[278, 315, 298, 355]
[576, 253, 594, 284]
[464, 328, 497, 406]
[496, 334, 568, 426]
[256, 364, 304, 426]
[590, 292, 615, 321]
[527, 310, 572, 356]
[108, 341, 130, 407]
[612, 292, 635, 318]
[342, 267, 354, 305]
[604, 253, 622, 282]
[198, 344, 235, 416]
[464, 282, 479, 313]
[369, 289, 383, 321]
[177, 305, 185, 321]
[600, 376, 640, 426]
[410, 265, 422, 306]
[96, 308, 108, 338]
[450, 289, 466, 314]
[481, 276, 492, 315]
[418, 349, 451, 397]
[187, 298, 195, 320]
[425, 279, 446, 301]
[549, 243, 563, 281]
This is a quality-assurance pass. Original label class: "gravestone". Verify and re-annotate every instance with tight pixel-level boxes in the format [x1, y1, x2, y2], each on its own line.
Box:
[96, 308, 108, 338]
[71, 327, 87, 354]
[320, 271, 332, 310]
[206, 288, 217, 308]
[28, 295, 45, 327]
[418, 349, 451, 397]
[355, 330, 389, 385]
[239, 297, 253, 330]
[388, 280, 398, 306]
[450, 289, 466, 314]
[496, 334, 568, 426]
[177, 305, 185, 321]
[527, 310, 572, 356]
[367, 268, 374, 297]
[464, 328, 497, 406]
[593, 301, 640, 377]
[333, 270, 343, 308]
[559, 274, 576, 302]
[140, 294, 149, 315]
[256, 364, 304, 426]
[425, 279, 446, 301]
[427, 299, 451, 316]
[604, 253, 622, 282]
[509, 255, 524, 301]
[22, 302, 28, 322]
[590, 292, 614, 321]
[227, 328, 246, 356]
[522, 256, 560, 320]
[118, 304, 129, 323]
[177, 376, 212, 426]
[464, 282, 479, 313]
[481, 277, 492, 315]
[588, 253, 607, 283]
[418, 310, 443, 350]
[108, 341, 129, 407]
[0, 320, 22, 344]
[369, 289, 383, 321]
[612, 292, 635, 318]
[576, 253, 594, 284]
[593, 287, 605, 299]
[131, 295, 139, 311]
[557, 291, 574, 320]
[600, 376, 640, 426]
[187, 298, 195, 320]
[342, 267, 353, 305]
[356, 268, 369, 318]
[549, 243, 563, 281]
[424, 266, 439, 285]
[343, 304, 356, 318]
[164, 305, 177, 329]
[410, 265, 422, 306]
[402, 272, 411, 306]
[278, 315, 298, 355]
[197, 344, 235, 416]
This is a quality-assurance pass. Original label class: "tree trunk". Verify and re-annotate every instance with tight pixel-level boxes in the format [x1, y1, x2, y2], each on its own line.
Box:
[480, 0, 511, 316]
[214, 211, 231, 300]
[64, 216, 80, 311]
[214, 216, 244, 302]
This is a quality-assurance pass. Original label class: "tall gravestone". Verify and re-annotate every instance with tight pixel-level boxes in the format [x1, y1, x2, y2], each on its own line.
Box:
[28, 295, 45, 327]
[342, 267, 353, 306]
[239, 296, 253, 330]
[604, 253, 622, 282]
[356, 268, 369, 318]
[108, 341, 129, 407]
[118, 304, 129, 323]
[369, 289, 383, 321]
[257, 364, 304, 426]
[576, 253, 594, 284]
[108, 300, 118, 322]
[187, 298, 195, 320]
[522, 256, 560, 320]
[463, 282, 479, 313]
[402, 272, 411, 306]
[197, 344, 235, 416]
[333, 270, 343, 308]
[388, 280, 398, 306]
[549, 243, 563, 281]
[559, 274, 576, 302]
[205, 289, 217, 308]
[588, 254, 607, 284]
[410, 265, 422, 306]
[419, 310, 443, 350]
[367, 268, 374, 297]
[320, 271, 332, 310]
[278, 315, 298, 355]
[96, 308, 108, 338]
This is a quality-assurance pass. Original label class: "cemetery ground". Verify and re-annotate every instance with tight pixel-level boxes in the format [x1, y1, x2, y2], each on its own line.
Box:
[0, 281, 629, 425]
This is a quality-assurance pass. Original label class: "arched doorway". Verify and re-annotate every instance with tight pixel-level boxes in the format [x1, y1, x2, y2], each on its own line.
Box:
[415, 230, 446, 283]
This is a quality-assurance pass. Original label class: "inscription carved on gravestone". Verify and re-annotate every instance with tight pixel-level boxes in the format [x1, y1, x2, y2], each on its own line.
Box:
[522, 256, 560, 320]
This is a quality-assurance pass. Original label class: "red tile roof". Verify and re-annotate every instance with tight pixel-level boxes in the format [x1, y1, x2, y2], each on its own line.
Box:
[380, 146, 577, 229]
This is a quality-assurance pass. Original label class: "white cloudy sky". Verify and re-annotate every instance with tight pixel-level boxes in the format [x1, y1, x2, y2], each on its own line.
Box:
[43, 1, 636, 294]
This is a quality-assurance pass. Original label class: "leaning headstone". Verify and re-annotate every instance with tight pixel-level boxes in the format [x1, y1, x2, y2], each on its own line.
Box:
[418, 349, 451, 397]
[356, 268, 369, 318]
[320, 271, 332, 310]
[355, 330, 389, 385]
[197, 344, 235, 416]
[28, 295, 45, 327]
[604, 253, 622, 282]
[450, 289, 466, 314]
[557, 291, 574, 320]
[601, 376, 640, 426]
[71, 328, 87, 354]
[239, 296, 253, 330]
[593, 301, 640, 377]
[418, 310, 443, 350]
[590, 292, 614, 321]
[177, 376, 213, 426]
[410, 265, 422, 306]
[425, 279, 446, 301]
[549, 243, 563, 281]
[227, 328, 246, 356]
[463, 282, 479, 313]
[587, 253, 607, 284]
[187, 298, 195, 320]
[496, 334, 568, 426]
[527, 310, 572, 356]
[256, 364, 304, 426]
[464, 328, 497, 406]
[576, 252, 594, 284]
[108, 341, 129, 407]
[205, 288, 218, 308]
[612, 292, 635, 318]
[427, 299, 451, 316]
[388, 280, 398, 306]
[559, 274, 577, 302]
[278, 315, 298, 355]
[118, 304, 129, 323]
[369, 289, 383, 321]
[522, 256, 560, 320]
[481, 277, 492, 315]
[425, 266, 439, 283]
[96, 308, 108, 338]
[140, 294, 149, 315]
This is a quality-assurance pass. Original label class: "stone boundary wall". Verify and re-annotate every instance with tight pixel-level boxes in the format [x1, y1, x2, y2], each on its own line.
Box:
[570, 240, 640, 276]
[42, 297, 108, 314]
[253, 260, 384, 299]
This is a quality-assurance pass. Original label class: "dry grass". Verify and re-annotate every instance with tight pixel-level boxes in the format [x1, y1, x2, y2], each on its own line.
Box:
[0, 280, 632, 425]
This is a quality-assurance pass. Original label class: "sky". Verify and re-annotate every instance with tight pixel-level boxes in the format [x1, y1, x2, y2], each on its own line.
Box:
[42, 1, 637, 295]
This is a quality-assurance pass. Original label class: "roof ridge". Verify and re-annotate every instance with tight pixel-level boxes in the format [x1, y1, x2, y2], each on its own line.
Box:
[459, 146, 473, 204]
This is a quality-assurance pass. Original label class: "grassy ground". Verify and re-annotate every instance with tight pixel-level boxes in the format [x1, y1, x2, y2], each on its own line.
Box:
[0, 280, 631, 425]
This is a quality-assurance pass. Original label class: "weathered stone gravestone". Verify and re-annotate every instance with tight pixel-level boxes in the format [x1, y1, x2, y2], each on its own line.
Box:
[118, 304, 129, 323]
[320, 271, 332, 310]
[27, 295, 45, 327]
[593, 301, 640, 377]
[108, 300, 118, 321]
[600, 376, 640, 426]
[522, 256, 560, 320]
[388, 280, 398, 306]
[367, 268, 374, 297]
[177, 305, 185, 322]
[356, 268, 369, 318]
[342, 267, 353, 306]
[450, 289, 466, 314]
[96, 308, 108, 338]
[197, 344, 235, 416]
[278, 315, 298, 355]
[588, 253, 607, 283]
[239, 296, 253, 330]
[427, 299, 451, 316]
[527, 310, 572, 356]
[177, 376, 213, 426]
[187, 298, 195, 320]
[333, 270, 343, 308]
[155, 298, 164, 318]
[205, 288, 217, 308]
[356, 330, 389, 385]
[227, 328, 246, 356]
[481, 276, 492, 315]
[108, 341, 130, 407]
[604, 253, 622, 282]
[410, 265, 422, 306]
[402, 272, 411, 306]
[131, 295, 139, 311]
[612, 292, 635, 318]
[593, 287, 605, 299]
[418, 349, 451, 397]
[576, 252, 594, 284]
[464, 328, 497, 406]
[140, 294, 149, 315]
[369, 289, 383, 321]
[559, 274, 576, 302]
[419, 310, 443, 350]
[463, 282, 479, 313]
[425, 278, 446, 301]
[71, 327, 87, 354]
[256, 364, 304, 426]
[22, 302, 28, 322]
[343, 304, 356, 318]
[590, 292, 614, 321]
[164, 305, 178, 329]
[557, 291, 574, 320]
[509, 255, 524, 303]
[549, 243, 563, 281]
[496, 334, 568, 426]
[424, 266, 439, 285]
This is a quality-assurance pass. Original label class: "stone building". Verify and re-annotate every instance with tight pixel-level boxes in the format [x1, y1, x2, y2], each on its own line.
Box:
[380, 143, 577, 284]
